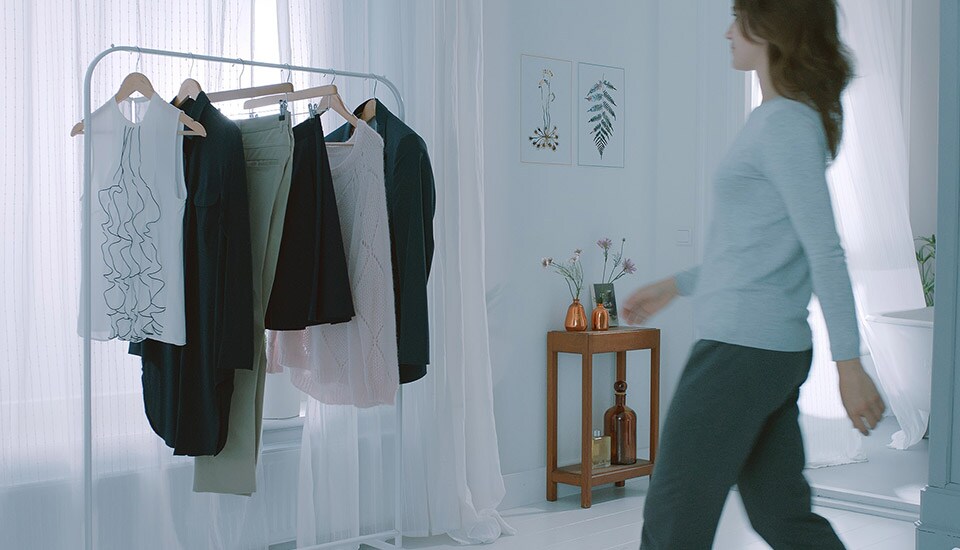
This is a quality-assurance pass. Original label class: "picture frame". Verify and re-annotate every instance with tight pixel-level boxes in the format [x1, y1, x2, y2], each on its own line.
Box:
[520, 54, 573, 165]
[577, 62, 625, 168]
[593, 283, 619, 328]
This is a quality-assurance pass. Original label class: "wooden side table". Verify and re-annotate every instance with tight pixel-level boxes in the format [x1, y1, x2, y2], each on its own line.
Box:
[546, 327, 660, 508]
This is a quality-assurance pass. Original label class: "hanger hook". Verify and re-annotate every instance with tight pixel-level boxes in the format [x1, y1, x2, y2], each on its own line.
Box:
[237, 59, 245, 88]
[372, 78, 378, 97]
[188, 53, 196, 78]
[135, 46, 142, 73]
[285, 63, 292, 84]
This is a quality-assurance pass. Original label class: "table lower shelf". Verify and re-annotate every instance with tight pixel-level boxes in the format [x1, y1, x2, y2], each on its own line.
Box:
[552, 459, 653, 486]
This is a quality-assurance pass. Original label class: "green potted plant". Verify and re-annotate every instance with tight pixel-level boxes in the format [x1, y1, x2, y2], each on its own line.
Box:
[915, 234, 936, 307]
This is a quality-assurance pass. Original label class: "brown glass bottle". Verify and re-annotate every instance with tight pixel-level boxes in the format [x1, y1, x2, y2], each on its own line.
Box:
[604, 380, 637, 465]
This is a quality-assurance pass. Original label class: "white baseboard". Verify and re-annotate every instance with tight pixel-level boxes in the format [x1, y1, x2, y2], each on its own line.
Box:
[807, 484, 920, 518]
[501, 467, 576, 510]
[807, 493, 920, 523]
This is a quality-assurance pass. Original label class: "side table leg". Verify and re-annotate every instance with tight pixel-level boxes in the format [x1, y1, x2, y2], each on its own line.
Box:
[651, 341, 661, 465]
[547, 349, 559, 502]
[615, 350, 627, 488]
[581, 353, 593, 508]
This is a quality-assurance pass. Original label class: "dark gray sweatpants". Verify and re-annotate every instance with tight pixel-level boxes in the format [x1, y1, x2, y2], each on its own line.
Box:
[639, 340, 846, 549]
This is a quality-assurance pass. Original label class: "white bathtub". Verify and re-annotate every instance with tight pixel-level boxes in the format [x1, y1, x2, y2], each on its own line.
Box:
[863, 306, 934, 450]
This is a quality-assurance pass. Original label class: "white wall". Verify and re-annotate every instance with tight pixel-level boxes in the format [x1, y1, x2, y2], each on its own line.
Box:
[481, 0, 940, 511]
[483, 0, 743, 507]
[906, 0, 940, 243]
[483, 0, 659, 490]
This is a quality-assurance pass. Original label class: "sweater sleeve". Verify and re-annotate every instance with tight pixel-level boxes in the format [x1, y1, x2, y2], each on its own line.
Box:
[760, 107, 861, 361]
[673, 265, 701, 296]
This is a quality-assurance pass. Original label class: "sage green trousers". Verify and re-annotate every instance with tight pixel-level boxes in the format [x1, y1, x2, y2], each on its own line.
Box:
[194, 115, 294, 495]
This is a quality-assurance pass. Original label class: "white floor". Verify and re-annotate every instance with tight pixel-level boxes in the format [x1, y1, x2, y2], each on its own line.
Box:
[358, 416, 927, 550]
[393, 480, 918, 550]
[391, 415, 927, 550]
[806, 415, 927, 515]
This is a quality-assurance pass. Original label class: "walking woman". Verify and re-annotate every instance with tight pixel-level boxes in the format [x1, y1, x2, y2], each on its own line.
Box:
[621, 1, 886, 548]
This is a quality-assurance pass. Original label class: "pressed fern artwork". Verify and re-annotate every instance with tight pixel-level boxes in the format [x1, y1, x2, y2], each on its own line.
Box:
[529, 68, 560, 150]
[584, 77, 617, 158]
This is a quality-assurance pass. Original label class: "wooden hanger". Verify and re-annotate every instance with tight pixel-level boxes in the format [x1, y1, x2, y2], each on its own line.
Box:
[206, 81, 295, 104]
[174, 77, 203, 107]
[242, 84, 359, 128]
[316, 93, 360, 130]
[70, 72, 207, 137]
[359, 98, 377, 123]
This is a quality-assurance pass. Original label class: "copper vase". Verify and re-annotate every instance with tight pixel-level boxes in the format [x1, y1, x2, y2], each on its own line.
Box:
[592, 301, 610, 331]
[564, 299, 588, 331]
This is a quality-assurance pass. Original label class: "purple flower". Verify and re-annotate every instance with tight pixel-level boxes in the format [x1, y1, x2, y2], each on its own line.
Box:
[541, 257, 553, 268]
[623, 258, 637, 275]
[597, 238, 613, 251]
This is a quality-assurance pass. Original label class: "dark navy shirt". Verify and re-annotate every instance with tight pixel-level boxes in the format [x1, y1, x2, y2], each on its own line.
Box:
[130, 91, 255, 455]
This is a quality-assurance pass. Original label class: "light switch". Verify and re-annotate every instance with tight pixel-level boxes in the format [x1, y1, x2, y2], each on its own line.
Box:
[676, 229, 692, 246]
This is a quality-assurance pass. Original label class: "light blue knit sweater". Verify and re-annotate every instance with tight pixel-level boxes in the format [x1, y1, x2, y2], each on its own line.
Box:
[674, 96, 860, 361]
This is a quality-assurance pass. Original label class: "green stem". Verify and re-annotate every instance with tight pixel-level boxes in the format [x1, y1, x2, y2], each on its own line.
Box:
[602, 249, 608, 284]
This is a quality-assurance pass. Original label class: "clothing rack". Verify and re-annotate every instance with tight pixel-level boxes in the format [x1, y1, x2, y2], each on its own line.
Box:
[78, 45, 406, 550]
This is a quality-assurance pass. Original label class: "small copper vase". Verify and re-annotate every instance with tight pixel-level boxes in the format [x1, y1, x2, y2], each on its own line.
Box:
[592, 301, 610, 331]
[564, 299, 588, 331]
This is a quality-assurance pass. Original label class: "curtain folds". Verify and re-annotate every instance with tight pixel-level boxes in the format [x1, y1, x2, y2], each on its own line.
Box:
[3, 1, 299, 548]
[796, 0, 925, 467]
[284, 1, 514, 546]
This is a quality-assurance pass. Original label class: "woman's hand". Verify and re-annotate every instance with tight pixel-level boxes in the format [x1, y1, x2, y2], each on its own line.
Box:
[621, 277, 679, 325]
[837, 358, 886, 436]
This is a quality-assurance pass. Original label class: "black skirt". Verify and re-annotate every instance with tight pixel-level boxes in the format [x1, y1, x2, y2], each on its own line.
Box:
[266, 115, 355, 330]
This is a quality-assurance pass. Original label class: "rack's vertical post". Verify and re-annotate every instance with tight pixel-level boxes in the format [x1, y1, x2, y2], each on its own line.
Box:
[396, 387, 403, 547]
[81, 49, 96, 550]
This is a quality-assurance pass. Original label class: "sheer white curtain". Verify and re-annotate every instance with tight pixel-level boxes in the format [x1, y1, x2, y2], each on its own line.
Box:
[2, 1, 511, 547]
[0, 1, 290, 548]
[282, 0, 515, 546]
[772, 0, 925, 467]
[828, 0, 927, 450]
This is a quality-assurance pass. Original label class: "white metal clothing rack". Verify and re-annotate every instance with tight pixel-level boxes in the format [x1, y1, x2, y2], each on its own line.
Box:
[78, 45, 406, 550]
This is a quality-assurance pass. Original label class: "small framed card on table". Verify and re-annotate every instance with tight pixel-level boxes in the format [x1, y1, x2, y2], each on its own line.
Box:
[593, 283, 619, 327]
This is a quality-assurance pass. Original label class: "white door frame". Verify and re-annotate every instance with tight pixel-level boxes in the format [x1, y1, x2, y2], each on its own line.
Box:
[916, 0, 960, 547]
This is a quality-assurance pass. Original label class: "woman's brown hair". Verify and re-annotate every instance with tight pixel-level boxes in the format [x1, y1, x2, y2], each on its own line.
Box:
[734, 0, 854, 159]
